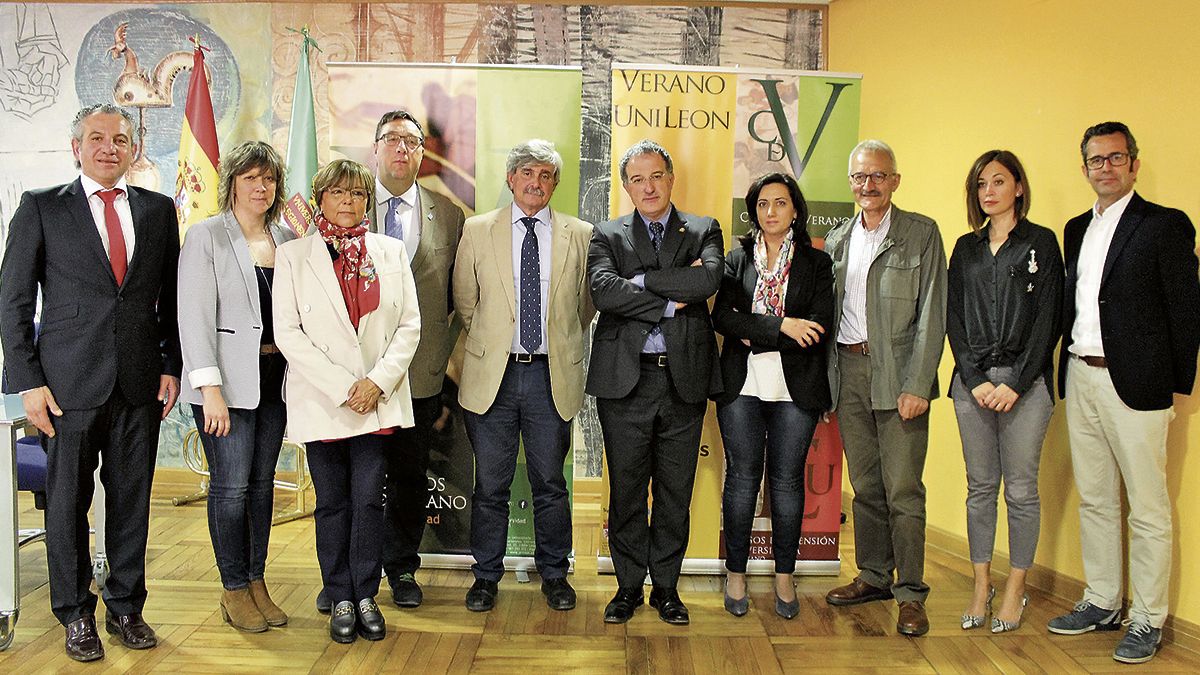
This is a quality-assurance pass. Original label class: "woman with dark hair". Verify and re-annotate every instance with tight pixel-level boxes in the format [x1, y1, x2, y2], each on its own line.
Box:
[273, 159, 421, 643]
[948, 150, 1062, 633]
[178, 140, 295, 632]
[712, 172, 834, 619]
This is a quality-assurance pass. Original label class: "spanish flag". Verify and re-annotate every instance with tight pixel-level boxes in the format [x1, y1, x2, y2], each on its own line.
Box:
[282, 27, 319, 237]
[174, 35, 219, 236]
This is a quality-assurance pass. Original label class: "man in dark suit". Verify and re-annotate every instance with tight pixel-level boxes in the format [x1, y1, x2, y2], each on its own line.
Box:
[1048, 122, 1200, 665]
[370, 110, 464, 610]
[0, 104, 181, 661]
[587, 139, 723, 625]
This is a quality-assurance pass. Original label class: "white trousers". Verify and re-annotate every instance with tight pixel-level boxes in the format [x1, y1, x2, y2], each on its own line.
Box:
[1065, 356, 1173, 627]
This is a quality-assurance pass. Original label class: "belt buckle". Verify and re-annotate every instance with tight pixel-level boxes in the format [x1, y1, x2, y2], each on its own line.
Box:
[656, 355, 668, 367]
[860, 342, 869, 356]
[514, 352, 533, 363]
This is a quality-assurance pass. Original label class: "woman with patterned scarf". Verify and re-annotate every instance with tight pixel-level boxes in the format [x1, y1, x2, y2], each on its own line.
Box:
[272, 159, 421, 644]
[711, 172, 834, 620]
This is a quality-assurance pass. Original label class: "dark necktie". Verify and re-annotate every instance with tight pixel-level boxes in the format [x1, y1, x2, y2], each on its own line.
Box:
[649, 220, 665, 252]
[648, 221, 665, 339]
[384, 195, 404, 240]
[519, 216, 542, 352]
[97, 188, 128, 285]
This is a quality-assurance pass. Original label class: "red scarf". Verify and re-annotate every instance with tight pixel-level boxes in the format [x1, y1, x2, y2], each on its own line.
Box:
[315, 213, 379, 329]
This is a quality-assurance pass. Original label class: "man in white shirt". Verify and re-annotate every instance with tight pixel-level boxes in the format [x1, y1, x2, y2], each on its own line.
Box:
[1049, 122, 1200, 665]
[0, 103, 181, 661]
[821, 140, 947, 637]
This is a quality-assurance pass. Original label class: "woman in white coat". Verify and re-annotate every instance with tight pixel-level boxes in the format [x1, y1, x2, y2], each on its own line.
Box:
[177, 141, 295, 632]
[273, 159, 420, 644]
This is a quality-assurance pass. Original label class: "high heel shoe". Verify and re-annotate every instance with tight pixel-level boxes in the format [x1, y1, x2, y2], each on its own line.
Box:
[724, 578, 749, 617]
[774, 583, 800, 620]
[991, 594, 1029, 633]
[961, 586, 995, 630]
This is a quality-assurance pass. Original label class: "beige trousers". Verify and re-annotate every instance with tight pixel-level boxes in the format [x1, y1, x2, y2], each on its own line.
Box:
[1065, 356, 1173, 627]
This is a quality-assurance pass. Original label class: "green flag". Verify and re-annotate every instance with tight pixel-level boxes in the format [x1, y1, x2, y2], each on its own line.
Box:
[282, 27, 319, 236]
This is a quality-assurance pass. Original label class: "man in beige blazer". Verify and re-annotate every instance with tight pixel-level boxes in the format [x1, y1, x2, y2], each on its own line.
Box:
[453, 139, 594, 613]
[369, 110, 465, 610]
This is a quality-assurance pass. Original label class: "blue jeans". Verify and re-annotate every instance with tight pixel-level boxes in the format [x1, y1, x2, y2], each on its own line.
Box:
[463, 360, 572, 582]
[191, 399, 286, 590]
[717, 395, 819, 574]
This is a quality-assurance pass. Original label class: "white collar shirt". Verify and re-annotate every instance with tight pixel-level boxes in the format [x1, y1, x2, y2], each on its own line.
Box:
[510, 203, 553, 354]
[375, 179, 421, 254]
[80, 173, 135, 263]
[837, 206, 893, 344]
[1070, 189, 1135, 357]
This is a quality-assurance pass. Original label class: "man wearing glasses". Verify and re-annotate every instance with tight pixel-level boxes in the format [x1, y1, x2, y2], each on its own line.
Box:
[362, 110, 464, 610]
[822, 140, 946, 637]
[1049, 122, 1200, 664]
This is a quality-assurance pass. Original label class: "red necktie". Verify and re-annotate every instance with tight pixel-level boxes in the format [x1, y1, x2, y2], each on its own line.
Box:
[97, 188, 127, 285]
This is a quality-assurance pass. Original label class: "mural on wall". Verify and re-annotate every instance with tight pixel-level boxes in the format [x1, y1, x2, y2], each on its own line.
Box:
[0, 3, 825, 474]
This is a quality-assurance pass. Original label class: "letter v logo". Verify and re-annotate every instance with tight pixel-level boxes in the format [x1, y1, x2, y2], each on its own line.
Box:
[748, 79, 852, 177]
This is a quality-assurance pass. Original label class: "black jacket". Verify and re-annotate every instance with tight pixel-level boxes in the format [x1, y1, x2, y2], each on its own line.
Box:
[1059, 192, 1200, 410]
[711, 237, 834, 410]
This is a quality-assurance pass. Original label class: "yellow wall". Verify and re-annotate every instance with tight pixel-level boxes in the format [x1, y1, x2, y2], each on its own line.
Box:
[829, 0, 1200, 626]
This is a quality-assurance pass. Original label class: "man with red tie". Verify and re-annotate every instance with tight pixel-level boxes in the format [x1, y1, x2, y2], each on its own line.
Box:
[0, 104, 181, 662]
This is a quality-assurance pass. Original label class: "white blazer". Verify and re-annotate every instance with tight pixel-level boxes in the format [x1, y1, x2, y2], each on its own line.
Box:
[272, 233, 421, 443]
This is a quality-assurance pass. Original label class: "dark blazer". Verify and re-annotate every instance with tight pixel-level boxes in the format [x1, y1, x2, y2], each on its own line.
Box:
[711, 237, 834, 410]
[586, 207, 724, 404]
[1059, 192, 1200, 411]
[0, 178, 181, 409]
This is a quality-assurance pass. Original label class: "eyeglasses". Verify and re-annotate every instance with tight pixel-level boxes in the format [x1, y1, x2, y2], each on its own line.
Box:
[625, 171, 669, 186]
[377, 134, 424, 151]
[326, 187, 368, 202]
[1084, 152, 1131, 170]
[849, 172, 893, 186]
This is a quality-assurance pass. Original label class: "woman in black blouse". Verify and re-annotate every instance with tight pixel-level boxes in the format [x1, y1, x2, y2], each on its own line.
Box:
[712, 173, 834, 619]
[947, 150, 1062, 633]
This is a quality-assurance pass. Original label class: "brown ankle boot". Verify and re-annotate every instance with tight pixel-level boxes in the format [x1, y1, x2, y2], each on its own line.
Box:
[221, 588, 268, 632]
[249, 579, 288, 627]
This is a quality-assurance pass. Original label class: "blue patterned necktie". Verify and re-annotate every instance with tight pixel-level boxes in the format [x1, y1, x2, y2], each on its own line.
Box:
[519, 216, 542, 352]
[384, 195, 404, 240]
[649, 220, 665, 252]
[648, 221, 665, 339]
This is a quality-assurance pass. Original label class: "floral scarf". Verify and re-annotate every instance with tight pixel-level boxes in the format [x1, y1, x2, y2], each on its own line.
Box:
[315, 212, 380, 329]
[751, 228, 793, 317]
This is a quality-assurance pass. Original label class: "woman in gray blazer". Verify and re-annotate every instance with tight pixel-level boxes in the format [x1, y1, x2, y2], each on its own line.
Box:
[177, 141, 296, 633]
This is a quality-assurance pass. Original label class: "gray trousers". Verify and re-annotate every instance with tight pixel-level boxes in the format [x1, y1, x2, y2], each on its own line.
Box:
[950, 369, 1054, 569]
[836, 350, 930, 602]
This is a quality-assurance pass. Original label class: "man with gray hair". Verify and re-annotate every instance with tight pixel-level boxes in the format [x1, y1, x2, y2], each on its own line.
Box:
[453, 139, 594, 612]
[587, 139, 723, 625]
[1, 103, 181, 660]
[821, 139, 946, 637]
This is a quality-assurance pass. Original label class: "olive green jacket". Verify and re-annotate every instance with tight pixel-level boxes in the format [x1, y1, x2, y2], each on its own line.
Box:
[825, 206, 947, 410]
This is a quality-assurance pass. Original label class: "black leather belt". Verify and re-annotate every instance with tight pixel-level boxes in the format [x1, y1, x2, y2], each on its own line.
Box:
[640, 353, 669, 367]
[1076, 354, 1108, 368]
[511, 353, 548, 363]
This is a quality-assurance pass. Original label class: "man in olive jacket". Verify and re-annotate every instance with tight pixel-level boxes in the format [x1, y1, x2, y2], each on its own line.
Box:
[821, 140, 947, 637]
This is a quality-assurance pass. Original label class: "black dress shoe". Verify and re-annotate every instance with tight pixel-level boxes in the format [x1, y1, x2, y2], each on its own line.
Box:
[541, 577, 577, 611]
[104, 612, 158, 649]
[649, 587, 689, 625]
[390, 573, 423, 608]
[329, 601, 357, 643]
[465, 578, 499, 612]
[356, 598, 386, 641]
[603, 587, 644, 624]
[316, 588, 332, 615]
[65, 616, 104, 662]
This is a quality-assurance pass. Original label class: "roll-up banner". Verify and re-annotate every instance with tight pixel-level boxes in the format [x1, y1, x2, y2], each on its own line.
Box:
[327, 63, 583, 570]
[602, 64, 862, 575]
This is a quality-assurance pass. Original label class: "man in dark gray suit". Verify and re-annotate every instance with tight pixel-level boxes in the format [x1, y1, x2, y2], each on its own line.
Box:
[370, 110, 465, 609]
[0, 103, 181, 661]
[587, 139, 723, 626]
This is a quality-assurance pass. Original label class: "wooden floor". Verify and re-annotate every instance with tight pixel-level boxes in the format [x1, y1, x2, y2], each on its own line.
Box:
[3, 473, 1199, 674]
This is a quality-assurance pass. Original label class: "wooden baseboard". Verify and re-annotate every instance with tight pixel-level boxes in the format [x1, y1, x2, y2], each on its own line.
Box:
[841, 494, 1200, 654]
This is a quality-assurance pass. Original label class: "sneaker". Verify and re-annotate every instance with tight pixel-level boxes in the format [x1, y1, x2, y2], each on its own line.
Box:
[391, 573, 423, 608]
[1047, 601, 1121, 635]
[1113, 620, 1162, 664]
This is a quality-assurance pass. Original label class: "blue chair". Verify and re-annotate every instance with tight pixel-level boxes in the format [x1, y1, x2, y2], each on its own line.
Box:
[14, 435, 46, 547]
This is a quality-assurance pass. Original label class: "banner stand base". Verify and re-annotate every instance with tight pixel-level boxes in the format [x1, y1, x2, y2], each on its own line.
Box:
[596, 556, 840, 576]
[416, 553, 576, 578]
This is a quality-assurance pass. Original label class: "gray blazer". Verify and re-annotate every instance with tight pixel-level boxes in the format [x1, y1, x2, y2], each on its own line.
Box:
[824, 205, 947, 410]
[177, 211, 296, 408]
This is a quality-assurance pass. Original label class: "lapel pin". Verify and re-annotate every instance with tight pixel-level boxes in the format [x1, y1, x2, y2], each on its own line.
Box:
[678, 227, 684, 233]
[427, 212, 433, 220]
